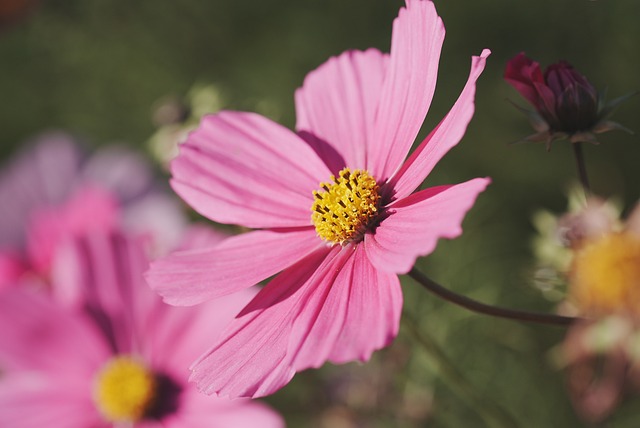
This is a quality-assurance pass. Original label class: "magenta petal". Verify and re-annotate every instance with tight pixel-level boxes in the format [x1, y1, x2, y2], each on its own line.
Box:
[532, 81, 558, 118]
[0, 251, 27, 290]
[146, 228, 322, 306]
[51, 231, 154, 354]
[172, 111, 331, 228]
[291, 245, 402, 367]
[367, 0, 445, 180]
[295, 48, 389, 173]
[0, 289, 108, 374]
[190, 244, 401, 399]
[189, 247, 337, 398]
[26, 186, 120, 276]
[0, 375, 99, 428]
[167, 390, 284, 428]
[504, 52, 545, 108]
[389, 49, 490, 199]
[366, 178, 490, 274]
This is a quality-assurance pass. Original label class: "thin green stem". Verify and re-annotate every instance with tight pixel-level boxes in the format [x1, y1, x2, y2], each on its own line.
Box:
[572, 142, 591, 196]
[402, 315, 519, 428]
[408, 268, 580, 327]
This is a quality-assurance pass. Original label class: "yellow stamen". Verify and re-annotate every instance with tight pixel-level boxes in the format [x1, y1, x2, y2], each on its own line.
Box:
[311, 168, 380, 244]
[93, 356, 156, 423]
[570, 232, 640, 317]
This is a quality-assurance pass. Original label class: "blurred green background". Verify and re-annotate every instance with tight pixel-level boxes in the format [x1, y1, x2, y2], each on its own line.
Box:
[2, 0, 640, 426]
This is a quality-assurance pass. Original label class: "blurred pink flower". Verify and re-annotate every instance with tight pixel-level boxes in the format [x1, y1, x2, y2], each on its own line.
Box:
[0, 230, 283, 428]
[147, 0, 490, 398]
[0, 132, 187, 290]
[560, 317, 639, 423]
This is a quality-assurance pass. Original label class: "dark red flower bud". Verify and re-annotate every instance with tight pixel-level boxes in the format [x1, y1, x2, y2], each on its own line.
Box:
[504, 52, 633, 149]
[0, 0, 39, 32]
[544, 62, 599, 134]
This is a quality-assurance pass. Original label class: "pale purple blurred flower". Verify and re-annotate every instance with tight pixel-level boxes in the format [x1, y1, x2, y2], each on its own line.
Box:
[0, 132, 187, 290]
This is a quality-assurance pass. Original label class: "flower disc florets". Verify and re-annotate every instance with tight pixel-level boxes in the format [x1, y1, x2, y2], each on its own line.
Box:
[93, 356, 157, 423]
[311, 168, 380, 245]
[570, 232, 640, 317]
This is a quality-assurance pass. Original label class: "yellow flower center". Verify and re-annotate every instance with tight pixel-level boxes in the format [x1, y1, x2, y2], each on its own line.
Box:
[570, 232, 640, 317]
[311, 168, 380, 245]
[93, 356, 156, 423]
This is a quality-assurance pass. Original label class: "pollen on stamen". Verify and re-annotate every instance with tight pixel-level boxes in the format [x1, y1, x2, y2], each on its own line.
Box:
[311, 168, 380, 245]
[93, 355, 157, 423]
[570, 232, 640, 317]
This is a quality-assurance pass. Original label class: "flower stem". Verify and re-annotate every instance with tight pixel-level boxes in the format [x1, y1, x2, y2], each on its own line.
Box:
[402, 315, 520, 428]
[407, 268, 580, 326]
[572, 142, 591, 195]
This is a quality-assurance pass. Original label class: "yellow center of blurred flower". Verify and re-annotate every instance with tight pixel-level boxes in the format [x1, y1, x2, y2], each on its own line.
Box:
[570, 232, 640, 317]
[311, 168, 380, 245]
[93, 356, 156, 423]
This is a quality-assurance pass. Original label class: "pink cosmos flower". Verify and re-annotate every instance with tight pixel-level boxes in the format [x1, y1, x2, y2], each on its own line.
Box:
[147, 0, 490, 398]
[0, 132, 187, 290]
[0, 230, 284, 428]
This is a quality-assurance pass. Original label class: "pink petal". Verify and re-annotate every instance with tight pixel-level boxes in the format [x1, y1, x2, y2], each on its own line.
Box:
[144, 287, 259, 373]
[389, 49, 490, 199]
[0, 289, 108, 375]
[164, 390, 284, 428]
[172, 111, 331, 228]
[0, 374, 100, 428]
[294, 49, 389, 173]
[0, 250, 27, 290]
[291, 244, 402, 367]
[189, 247, 337, 398]
[367, 0, 445, 181]
[51, 231, 152, 355]
[26, 185, 120, 276]
[365, 178, 490, 274]
[190, 244, 401, 398]
[504, 52, 545, 107]
[146, 228, 322, 306]
[172, 224, 229, 252]
[532, 81, 558, 118]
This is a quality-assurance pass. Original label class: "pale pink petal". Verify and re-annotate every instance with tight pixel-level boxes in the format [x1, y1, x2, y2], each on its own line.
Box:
[81, 145, 154, 203]
[291, 244, 402, 367]
[0, 289, 108, 374]
[172, 111, 331, 228]
[122, 193, 188, 256]
[144, 287, 259, 373]
[0, 374, 101, 428]
[389, 50, 490, 199]
[146, 228, 321, 306]
[164, 390, 284, 428]
[172, 224, 229, 252]
[294, 49, 389, 173]
[368, 0, 445, 180]
[189, 247, 337, 398]
[366, 178, 490, 274]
